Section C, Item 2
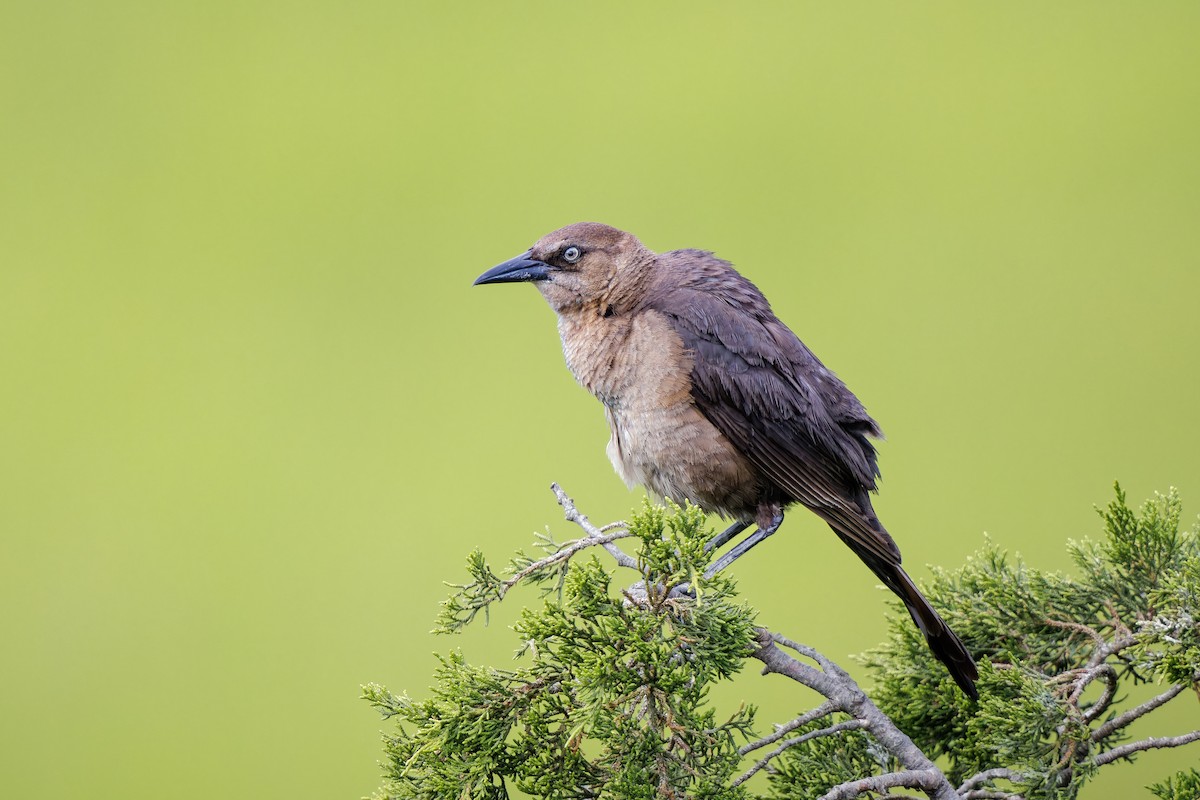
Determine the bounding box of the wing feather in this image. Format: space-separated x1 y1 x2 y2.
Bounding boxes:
647 250 900 564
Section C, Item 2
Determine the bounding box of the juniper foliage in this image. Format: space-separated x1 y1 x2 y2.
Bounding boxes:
365 485 1200 799
365 500 758 800
1150 769 1200 800
863 483 1200 799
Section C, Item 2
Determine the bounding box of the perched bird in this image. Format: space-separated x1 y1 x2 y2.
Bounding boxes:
474 222 978 699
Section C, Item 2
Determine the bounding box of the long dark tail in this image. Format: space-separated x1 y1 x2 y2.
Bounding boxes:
889 563 979 700
825 518 979 700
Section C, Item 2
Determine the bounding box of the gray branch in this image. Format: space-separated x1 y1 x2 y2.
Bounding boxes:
549 482 638 570
739 700 837 755
957 767 1030 800
752 630 958 800
732 718 866 787
957 768 1026 793
502 528 633 595
1079 665 1118 722
1090 682 1186 742
818 768 950 800
1093 729 1200 766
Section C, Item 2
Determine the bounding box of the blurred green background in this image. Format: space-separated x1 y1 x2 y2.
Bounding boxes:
2 2 1198 798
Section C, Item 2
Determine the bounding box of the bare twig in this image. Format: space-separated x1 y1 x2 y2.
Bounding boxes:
957 767 1026 794
739 701 837 755
819 768 948 800
771 632 844 675
1079 665 1119 722
1091 682 1186 742
550 482 638 570
503 527 633 594
731 718 866 787
1093 729 1200 766
753 630 839 697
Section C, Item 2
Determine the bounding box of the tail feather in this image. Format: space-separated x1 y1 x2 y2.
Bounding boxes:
893 567 979 700
825 518 979 699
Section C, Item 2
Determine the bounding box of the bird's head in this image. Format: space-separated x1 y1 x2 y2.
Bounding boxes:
474 222 652 315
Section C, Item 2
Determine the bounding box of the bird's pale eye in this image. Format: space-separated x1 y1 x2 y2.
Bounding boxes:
562 246 582 264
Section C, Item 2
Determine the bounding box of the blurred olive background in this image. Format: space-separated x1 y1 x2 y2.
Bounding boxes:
2 2 1198 798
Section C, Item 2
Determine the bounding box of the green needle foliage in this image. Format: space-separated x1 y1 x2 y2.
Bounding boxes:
863 483 1200 799
365 500 758 800
365 486 1200 799
1150 769 1200 800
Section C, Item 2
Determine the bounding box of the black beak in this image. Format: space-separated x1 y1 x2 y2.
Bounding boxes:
473 251 554 285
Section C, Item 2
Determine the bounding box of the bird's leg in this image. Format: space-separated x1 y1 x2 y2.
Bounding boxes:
668 521 752 600
703 512 784 579
704 520 750 553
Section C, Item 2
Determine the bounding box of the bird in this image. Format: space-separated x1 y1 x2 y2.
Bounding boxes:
473 222 979 699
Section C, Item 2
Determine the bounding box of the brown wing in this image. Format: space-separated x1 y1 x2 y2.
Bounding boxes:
647 249 900 565
648 249 979 699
